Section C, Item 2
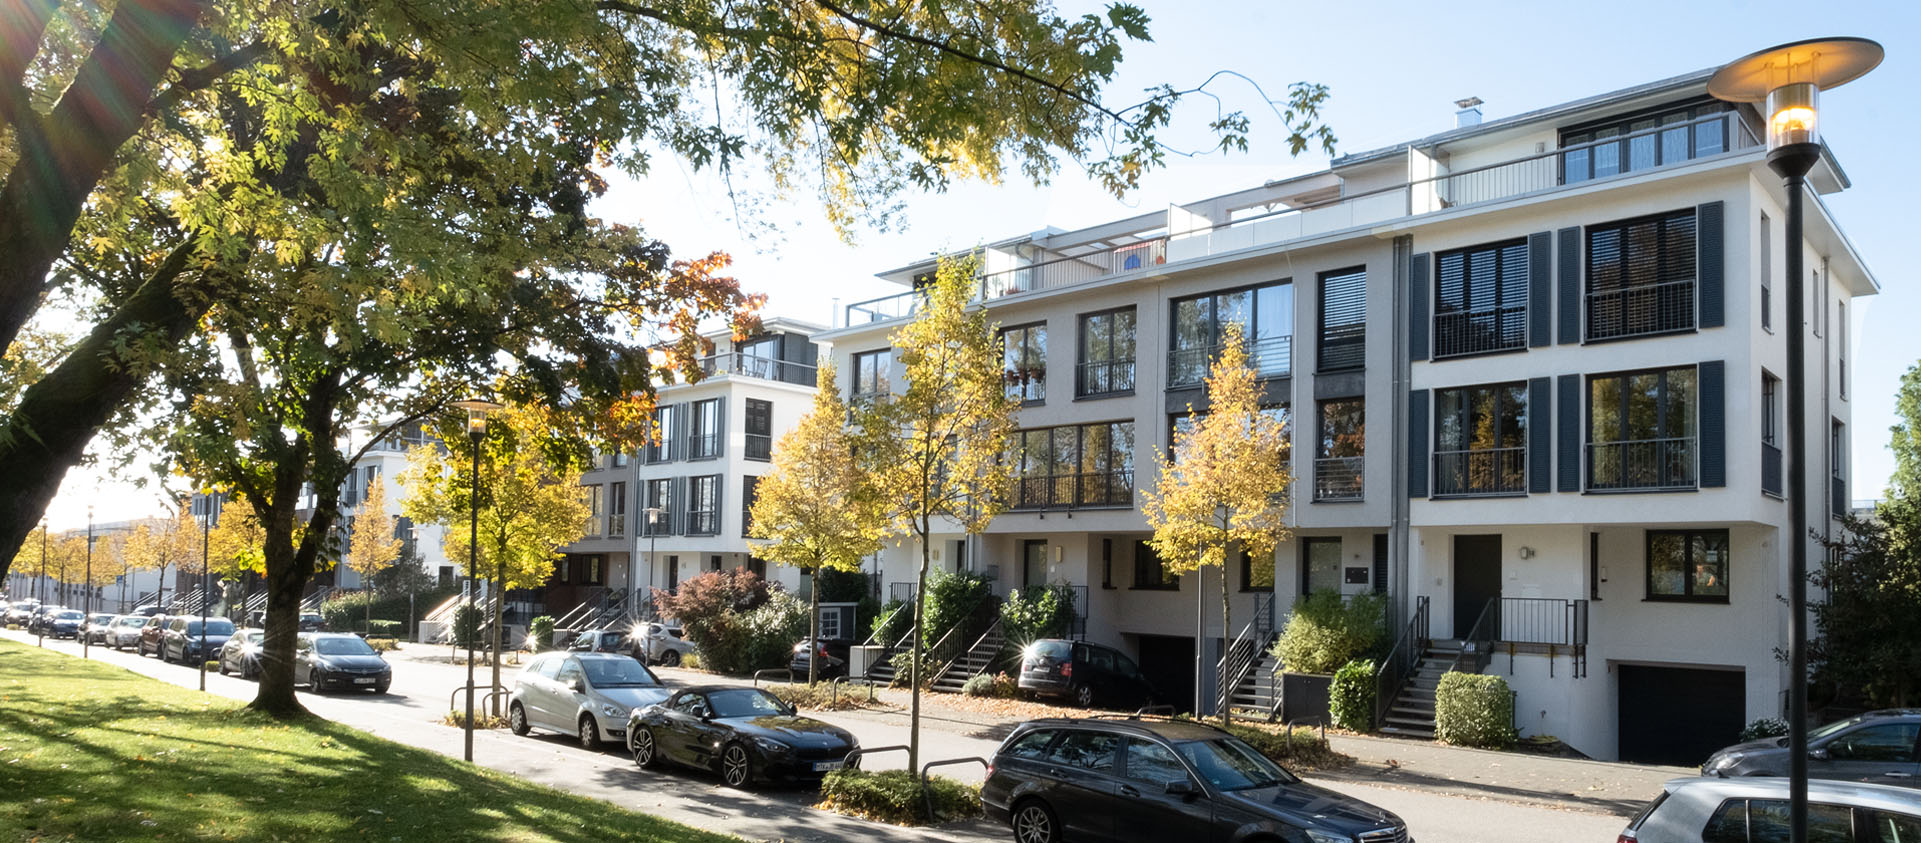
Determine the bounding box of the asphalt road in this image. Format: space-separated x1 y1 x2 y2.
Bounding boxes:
4 630 1632 842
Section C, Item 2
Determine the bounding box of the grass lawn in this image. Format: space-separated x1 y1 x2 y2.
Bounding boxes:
0 639 738 842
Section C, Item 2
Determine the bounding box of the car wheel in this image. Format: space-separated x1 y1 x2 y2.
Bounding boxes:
218 658 230 676
578 715 601 751
1012 799 1061 843
242 661 258 681
510 703 531 736
661 650 681 667
374 682 389 695
631 727 659 769
720 743 753 789
1074 684 1095 708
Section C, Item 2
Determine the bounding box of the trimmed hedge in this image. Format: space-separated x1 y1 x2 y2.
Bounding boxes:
320 586 459 634
1328 659 1376 732
816 769 981 826
528 616 555 651
1273 590 1387 675
1434 672 1516 748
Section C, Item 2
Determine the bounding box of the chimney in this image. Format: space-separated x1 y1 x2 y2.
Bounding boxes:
1455 97 1484 129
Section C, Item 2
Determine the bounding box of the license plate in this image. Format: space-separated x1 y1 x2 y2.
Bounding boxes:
353 677 374 684
812 760 843 772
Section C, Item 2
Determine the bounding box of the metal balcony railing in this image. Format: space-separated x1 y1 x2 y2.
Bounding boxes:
693 351 816 386
1313 456 1364 501
1167 335 1291 388
1434 306 1527 358
1586 278 1695 341
1075 358 1135 396
1832 476 1847 519
1586 437 1696 491
1762 443 1783 496
1013 471 1135 510
1433 447 1527 497
745 434 772 461
687 433 718 460
686 511 718 536
1318 326 1366 372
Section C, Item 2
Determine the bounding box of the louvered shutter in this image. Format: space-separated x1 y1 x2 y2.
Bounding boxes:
1529 377 1551 494
1557 227 1581 344
1697 202 1725 328
1699 361 1726 488
1529 232 1552 347
1408 253 1430 361
1408 389 1429 498
1557 375 1581 492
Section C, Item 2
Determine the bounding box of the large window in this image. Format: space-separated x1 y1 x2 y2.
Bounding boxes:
1013 422 1136 509
1761 372 1783 497
644 479 673 535
1169 282 1292 387
1760 212 1773 332
1434 241 1527 358
1586 210 1697 341
1647 529 1728 602
687 475 719 535
1317 267 1366 372
737 334 783 379
1434 383 1527 497
1132 541 1179 590
1561 101 1731 184
1588 366 1697 491
1240 549 1274 593
583 485 605 536
1832 419 1847 520
607 482 627 537
1301 538 1342 595
851 349 892 402
740 475 760 538
689 398 720 459
1001 322 1047 404
646 404 679 463
1170 405 1290 464
744 398 773 461
1077 307 1136 397
1315 399 1364 501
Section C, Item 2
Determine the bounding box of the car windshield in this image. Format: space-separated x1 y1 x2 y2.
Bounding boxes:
56 611 83 620
183 619 235 636
582 658 658 688
1176 738 1299 791
1809 715 1869 742
90 614 114 623
119 617 146 627
239 631 265 644
314 637 376 656
707 688 787 718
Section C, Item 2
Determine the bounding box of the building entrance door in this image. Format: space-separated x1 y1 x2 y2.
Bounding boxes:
1452 535 1502 639
1023 540 1048 588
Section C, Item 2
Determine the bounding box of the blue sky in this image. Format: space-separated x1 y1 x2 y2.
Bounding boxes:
40 0 1919 530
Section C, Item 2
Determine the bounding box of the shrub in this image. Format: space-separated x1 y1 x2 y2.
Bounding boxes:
768 682 873 711
680 651 702 671
960 671 1019 698
367 637 399 652
1739 717 1790 742
321 586 460 633
740 592 810 672
1329 658 1377 732
999 584 1077 658
888 649 938 688
1273 590 1388 675
368 620 401 638
1179 717 1350 771
1434 672 1516 748
918 570 995 645
527 616 555 651
869 600 909 643
816 769 981 826
653 569 773 674
451 604 484 648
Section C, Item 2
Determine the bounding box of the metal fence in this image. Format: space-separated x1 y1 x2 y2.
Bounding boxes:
1313 456 1364 501
1433 447 1526 496
1433 306 1527 358
1586 437 1696 491
1167 335 1292 388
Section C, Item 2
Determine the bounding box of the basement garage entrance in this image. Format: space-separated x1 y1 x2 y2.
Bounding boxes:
1618 664 1745 765
1134 635 1195 715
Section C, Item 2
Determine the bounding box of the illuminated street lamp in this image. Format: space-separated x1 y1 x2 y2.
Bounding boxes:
449 397 503 763
1709 37 1882 843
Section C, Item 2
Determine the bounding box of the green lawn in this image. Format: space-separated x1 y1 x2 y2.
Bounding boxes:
0 640 738 842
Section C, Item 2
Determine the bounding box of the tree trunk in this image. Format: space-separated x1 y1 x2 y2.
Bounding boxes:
807 566 820 687
1219 553 1233 728
908 516 930 774
250 534 310 718
490 582 503 717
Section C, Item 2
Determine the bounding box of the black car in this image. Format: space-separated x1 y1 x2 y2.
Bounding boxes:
982 717 1408 843
163 616 236 665
42 609 85 639
1018 639 1158 709
298 612 325 632
625 686 859 788
26 605 68 635
789 637 853 679
296 633 392 693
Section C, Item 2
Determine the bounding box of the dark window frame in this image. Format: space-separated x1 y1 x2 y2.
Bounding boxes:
688 398 720 460
1239 548 1274 593
1433 240 1529 359
999 321 1048 405
744 398 773 461
1299 537 1343 596
740 475 760 538
1584 209 1699 342
1559 99 1733 184
687 475 720 536
1131 541 1179 591
1076 306 1137 398
1586 365 1699 492
1167 280 1293 388
646 404 679 463
1432 381 1528 497
1314 398 1365 502
851 348 892 401
644 479 674 536
1644 528 1729 603
1013 421 1136 510
1760 212 1773 333
1317 267 1367 373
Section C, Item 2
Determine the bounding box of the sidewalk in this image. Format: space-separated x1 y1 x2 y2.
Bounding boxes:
1315 732 1689 818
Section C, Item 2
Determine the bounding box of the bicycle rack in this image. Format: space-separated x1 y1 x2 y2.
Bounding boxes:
920 757 989 821
841 744 908 770
752 668 794 688
448 681 510 717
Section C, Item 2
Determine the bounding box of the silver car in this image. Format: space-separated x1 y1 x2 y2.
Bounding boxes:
106 614 149 649
1703 709 1921 785
1620 776 1921 842
509 652 670 751
636 622 696 667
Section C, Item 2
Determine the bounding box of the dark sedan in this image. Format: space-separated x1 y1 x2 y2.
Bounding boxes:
626 686 859 789
163 616 236 665
42 609 85 639
296 633 391 693
1703 709 1921 785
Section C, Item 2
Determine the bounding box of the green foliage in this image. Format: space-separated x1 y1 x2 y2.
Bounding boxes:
817 567 875 604
870 600 910 643
740 592 811 673
1329 659 1376 732
817 770 982 826
1813 506 1921 707
1273 591 1388 676
999 585 1077 655
1177 717 1350 771
767 682 873 712
321 586 458 634
452 605 484 650
919 569 995 645
889 649 939 689
679 652 702 671
367 620 401 638
1434 673 1516 749
528 616 556 651
367 638 399 652
1740 717 1790 742
960 672 1019 698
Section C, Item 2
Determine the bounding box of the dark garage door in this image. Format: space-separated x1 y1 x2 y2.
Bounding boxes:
1135 635 1195 715
1618 665 1745 766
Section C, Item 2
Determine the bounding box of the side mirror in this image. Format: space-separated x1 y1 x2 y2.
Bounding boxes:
1809 747 1829 761
570 679 586 694
1165 780 1199 799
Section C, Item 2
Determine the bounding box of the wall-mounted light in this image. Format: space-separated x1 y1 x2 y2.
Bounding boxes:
1052 546 1063 563
1516 546 1536 560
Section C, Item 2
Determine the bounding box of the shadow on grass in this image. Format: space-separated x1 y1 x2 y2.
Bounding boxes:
0 641 735 842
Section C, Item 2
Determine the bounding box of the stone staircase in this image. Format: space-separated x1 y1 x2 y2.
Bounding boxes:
1379 640 1462 739
931 622 1005 694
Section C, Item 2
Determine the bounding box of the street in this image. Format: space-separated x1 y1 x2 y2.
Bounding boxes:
2 629 1635 842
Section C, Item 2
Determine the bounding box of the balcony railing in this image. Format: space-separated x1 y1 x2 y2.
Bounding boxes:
1433 447 1526 497
1762 443 1783 496
981 239 1167 300
1489 597 1589 679
745 433 772 461
694 351 816 386
687 433 718 460
686 510 718 536
1586 278 1695 341
641 514 674 537
1434 305 1527 358
1013 471 1135 510
1313 456 1364 501
1075 359 1135 397
1832 476 1847 519
1586 437 1696 491
607 514 626 537
1167 335 1292 388
1318 325 1366 372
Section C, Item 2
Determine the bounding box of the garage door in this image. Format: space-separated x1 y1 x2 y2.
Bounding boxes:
1618 665 1745 766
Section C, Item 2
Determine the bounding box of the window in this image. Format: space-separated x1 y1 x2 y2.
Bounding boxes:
1760 212 1772 332
1762 372 1782 497
1434 240 1528 358
1003 729 1058 760
1703 799 1856 843
1560 100 1731 184
1586 210 1697 341
583 485 605 536
1646 529 1728 602
740 475 760 537
608 482 627 537
644 479 673 535
1000 322 1047 404
1433 382 1527 496
1588 366 1697 491
1828 723 1920 762
744 398 773 461
1301 538 1342 595
1832 419 1847 520
689 398 719 459
1171 406 1290 463
1012 422 1135 509
1315 398 1364 501
1318 267 1366 371
851 349 892 402
1168 282 1292 387
1133 541 1179 590
1240 549 1273 592
687 475 719 535
612 451 629 468
1838 300 1848 399
1044 731 1118 771
1077 307 1136 396
1122 739 1190 789
646 404 679 463
583 554 604 585
737 334 783 380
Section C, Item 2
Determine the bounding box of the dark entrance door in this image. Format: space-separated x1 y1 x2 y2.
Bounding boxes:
1618 665 1745 765
1135 635 1194 715
1453 535 1502 639
1023 540 1048 588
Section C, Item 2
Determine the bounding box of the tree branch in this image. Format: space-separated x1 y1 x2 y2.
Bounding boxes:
146 40 274 117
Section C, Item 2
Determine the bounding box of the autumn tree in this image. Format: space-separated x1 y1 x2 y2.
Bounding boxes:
7 524 47 602
402 403 591 714
346 473 404 634
122 503 203 610
748 362 886 685
857 256 1018 771
1143 327 1291 725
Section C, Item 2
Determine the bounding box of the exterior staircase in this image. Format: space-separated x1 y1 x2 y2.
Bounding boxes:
931 621 1005 693
1227 648 1282 715
1379 639 1462 739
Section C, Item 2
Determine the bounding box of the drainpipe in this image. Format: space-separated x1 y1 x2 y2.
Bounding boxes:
1390 235 1414 630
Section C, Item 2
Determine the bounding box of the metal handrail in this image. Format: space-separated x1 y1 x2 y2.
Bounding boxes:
1215 593 1276 715
1373 595 1430 729
1011 470 1136 511
753 668 795 687
842 744 909 769
930 617 1003 688
448 681 510 714
1446 598 1498 676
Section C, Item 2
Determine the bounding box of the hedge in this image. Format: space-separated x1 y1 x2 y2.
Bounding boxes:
816 770 981 826
1272 590 1387 675
1434 672 1516 748
320 586 459 634
1328 659 1376 732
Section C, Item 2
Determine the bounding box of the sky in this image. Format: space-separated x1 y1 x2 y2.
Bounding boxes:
38 0 1921 532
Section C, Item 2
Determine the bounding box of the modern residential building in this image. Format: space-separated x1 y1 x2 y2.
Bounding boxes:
818 67 1871 764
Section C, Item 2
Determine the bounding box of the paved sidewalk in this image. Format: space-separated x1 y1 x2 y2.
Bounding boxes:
1310 732 1685 818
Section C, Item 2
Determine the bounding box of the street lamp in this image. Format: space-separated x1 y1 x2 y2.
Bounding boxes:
1709 37 1882 843
645 506 661 614
83 506 93 659
450 397 503 763
200 495 212 692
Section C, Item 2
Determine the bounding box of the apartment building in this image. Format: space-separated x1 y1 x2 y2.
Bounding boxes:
817 68 1872 764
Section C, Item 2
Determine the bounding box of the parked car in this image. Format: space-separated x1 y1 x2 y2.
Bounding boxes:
26 605 69 635
636 622 696 667
510 652 671 750
625 685 859 788
1618 776 1921 842
106 614 150 650
130 604 167 617
216 629 266 679
1018 639 1159 709
1702 709 1921 786
982 716 1408 843
4 599 38 626
82 613 118 644
298 612 325 632
295 633 391 693
789 636 852 679
163 616 237 665
41 609 85 639
569 628 639 658
135 614 170 656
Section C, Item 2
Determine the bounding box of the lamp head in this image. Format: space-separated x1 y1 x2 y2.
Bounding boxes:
1707 37 1882 155
449 398 505 436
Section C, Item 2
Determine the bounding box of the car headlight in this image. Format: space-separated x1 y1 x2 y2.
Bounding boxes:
753 737 791 755
1706 753 1741 775
1304 831 1353 843
600 704 623 718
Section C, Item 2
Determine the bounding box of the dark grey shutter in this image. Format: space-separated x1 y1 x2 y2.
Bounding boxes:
1372 533 1388 596
1529 377 1551 494
1408 389 1429 498
1697 201 1725 329
1408 252 1430 361
1557 227 1581 344
671 403 689 461
1557 374 1581 492
714 474 728 534
1699 361 1726 487
713 400 727 458
671 476 687 533
1528 232 1552 347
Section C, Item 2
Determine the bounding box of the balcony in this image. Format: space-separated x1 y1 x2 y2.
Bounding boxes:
1433 447 1526 497
745 433 772 461
687 433 718 460
1762 443 1783 497
1586 278 1695 342
686 510 718 536
1585 437 1696 491
693 351 815 386
1313 456 1364 501
1167 335 1292 388
1434 305 1526 358
1013 471 1135 511
1075 358 1135 397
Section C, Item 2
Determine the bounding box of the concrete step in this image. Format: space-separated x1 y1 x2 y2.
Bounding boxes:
1379 724 1436 739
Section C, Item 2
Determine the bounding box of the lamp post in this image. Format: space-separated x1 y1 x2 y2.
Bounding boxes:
645 506 661 613
451 398 503 763
200 496 211 691
83 506 94 659
1709 37 1882 843
36 519 46 647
